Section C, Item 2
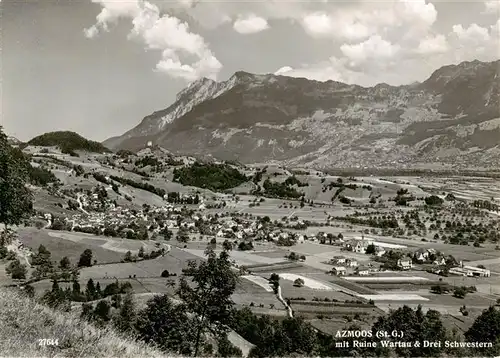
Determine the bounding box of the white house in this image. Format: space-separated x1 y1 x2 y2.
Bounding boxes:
331 256 346 264
182 221 196 229
356 266 370 276
330 266 347 276
346 258 358 268
433 256 446 266
397 259 413 270
375 246 386 257
413 248 431 262
345 239 370 254
165 220 177 229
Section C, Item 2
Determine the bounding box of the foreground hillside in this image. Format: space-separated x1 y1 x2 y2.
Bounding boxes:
0 289 167 358
105 60 500 170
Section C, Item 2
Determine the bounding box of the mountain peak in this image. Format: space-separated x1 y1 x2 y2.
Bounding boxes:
176 77 217 101
421 59 499 92
232 70 254 79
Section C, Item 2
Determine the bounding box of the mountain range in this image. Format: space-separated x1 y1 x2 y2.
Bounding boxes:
103 60 500 169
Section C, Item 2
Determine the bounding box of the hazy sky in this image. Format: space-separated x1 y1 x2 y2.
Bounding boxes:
2 0 499 142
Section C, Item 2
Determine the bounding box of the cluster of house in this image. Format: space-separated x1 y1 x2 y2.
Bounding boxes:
326 236 491 278
48 189 308 243
329 256 371 276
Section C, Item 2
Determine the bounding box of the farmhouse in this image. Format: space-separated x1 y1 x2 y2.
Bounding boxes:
346 258 358 267
397 259 413 270
355 266 370 276
330 266 347 276
374 246 386 257
297 234 307 243
330 256 346 265
413 248 440 263
433 256 446 266
345 239 370 254
413 248 430 262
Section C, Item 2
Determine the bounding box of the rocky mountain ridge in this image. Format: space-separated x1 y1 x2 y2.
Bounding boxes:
104 60 500 169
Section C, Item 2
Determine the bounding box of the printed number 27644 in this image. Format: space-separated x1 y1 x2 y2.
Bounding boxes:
38 339 59 346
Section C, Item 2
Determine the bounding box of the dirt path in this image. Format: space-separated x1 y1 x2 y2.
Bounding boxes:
76 194 89 215
277 285 293 318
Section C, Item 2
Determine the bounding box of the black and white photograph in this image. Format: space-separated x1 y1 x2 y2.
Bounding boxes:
1 0 500 357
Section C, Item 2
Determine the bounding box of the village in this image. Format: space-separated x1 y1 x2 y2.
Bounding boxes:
1 144 499 352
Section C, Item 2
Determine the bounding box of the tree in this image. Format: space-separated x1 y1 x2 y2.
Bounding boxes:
80 303 94 321
78 249 93 267
103 280 121 296
6 259 27 279
95 282 102 298
372 305 448 357
31 261 53 280
138 246 145 258
293 278 305 287
136 294 196 355
72 280 82 300
161 270 170 277
465 306 500 356
365 244 376 255
453 287 467 299
222 240 233 251
32 244 51 265
0 127 33 227
245 315 318 357
111 293 122 309
430 285 446 294
425 195 444 206
124 250 132 262
269 273 280 294
238 241 253 251
41 278 70 310
161 227 173 240
114 292 136 333
177 247 238 356
94 300 111 325
217 335 243 357
85 278 96 301
269 273 280 283
177 233 189 243
22 284 35 298
59 256 71 271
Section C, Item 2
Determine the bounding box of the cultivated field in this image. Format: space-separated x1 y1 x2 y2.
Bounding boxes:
278 273 332 290
18 228 124 264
